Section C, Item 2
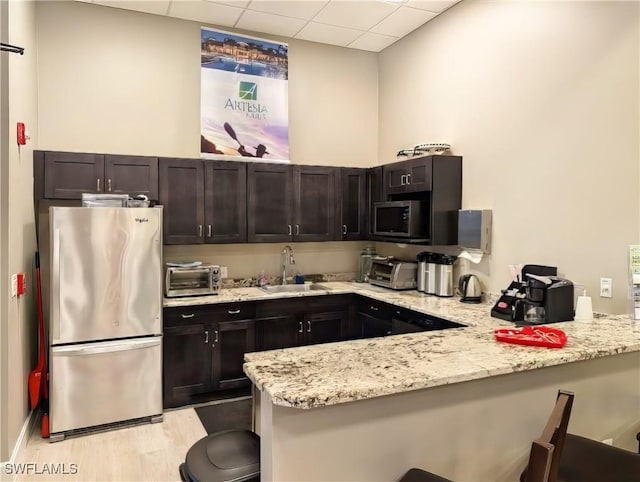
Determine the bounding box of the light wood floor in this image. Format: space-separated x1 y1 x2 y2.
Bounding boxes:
5 408 206 482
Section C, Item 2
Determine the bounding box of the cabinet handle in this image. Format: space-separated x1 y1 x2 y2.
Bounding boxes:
295 224 300 235
400 175 406 186
181 313 195 319
214 330 219 343
307 320 312 333
288 224 292 236
298 321 304 333
406 173 411 184
96 178 101 192
107 178 112 192
207 225 212 237
204 330 209 344
343 224 347 235
228 309 240 314
198 225 203 237
370 306 379 311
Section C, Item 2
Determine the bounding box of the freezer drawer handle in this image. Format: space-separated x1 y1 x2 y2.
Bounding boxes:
181 313 195 319
52 339 161 356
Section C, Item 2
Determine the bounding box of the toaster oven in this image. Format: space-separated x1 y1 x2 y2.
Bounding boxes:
165 265 221 297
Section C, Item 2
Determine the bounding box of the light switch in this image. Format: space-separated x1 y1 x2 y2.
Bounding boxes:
600 277 612 298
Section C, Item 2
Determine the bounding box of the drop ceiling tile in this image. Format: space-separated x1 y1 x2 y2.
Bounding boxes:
246 1 329 21
213 0 251 7
295 22 363 47
236 9 307 37
348 31 398 52
94 1 170 16
370 6 436 37
312 1 397 31
168 1 244 26
405 0 458 13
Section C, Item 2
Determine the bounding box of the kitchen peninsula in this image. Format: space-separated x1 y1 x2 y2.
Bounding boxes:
232 282 640 481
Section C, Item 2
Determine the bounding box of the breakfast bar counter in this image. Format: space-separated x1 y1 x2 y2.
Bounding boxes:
230 282 640 481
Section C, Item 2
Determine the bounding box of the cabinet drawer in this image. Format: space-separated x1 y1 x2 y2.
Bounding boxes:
164 302 256 327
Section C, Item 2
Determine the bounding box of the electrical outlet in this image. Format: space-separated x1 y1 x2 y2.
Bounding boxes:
601 438 613 445
11 274 17 298
600 277 612 298
220 266 228 278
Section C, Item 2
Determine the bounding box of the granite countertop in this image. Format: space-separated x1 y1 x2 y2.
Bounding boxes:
164 282 640 409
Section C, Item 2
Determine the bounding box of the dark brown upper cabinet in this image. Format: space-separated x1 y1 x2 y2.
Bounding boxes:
247 163 294 243
160 158 246 245
339 168 367 240
293 166 337 242
204 161 247 243
383 156 433 196
159 158 205 245
247 164 337 243
105 155 158 200
36 151 158 200
367 166 384 236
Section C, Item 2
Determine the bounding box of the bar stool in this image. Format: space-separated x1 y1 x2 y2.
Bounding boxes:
397 390 575 482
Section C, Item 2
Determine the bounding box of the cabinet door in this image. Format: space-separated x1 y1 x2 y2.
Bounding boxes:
293 166 337 242
104 155 159 200
340 168 367 240
256 315 302 351
211 320 256 391
367 166 384 236
43 152 104 199
247 163 293 243
163 324 212 408
304 311 347 346
406 156 432 193
204 161 247 243
359 313 392 339
382 161 409 197
159 158 204 245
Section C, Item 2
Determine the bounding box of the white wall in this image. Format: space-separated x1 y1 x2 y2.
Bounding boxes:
378 0 640 313
35 1 379 165
35 0 379 279
1 0 38 462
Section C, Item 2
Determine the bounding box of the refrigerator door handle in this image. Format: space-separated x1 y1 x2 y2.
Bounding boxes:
52 228 61 342
52 338 161 356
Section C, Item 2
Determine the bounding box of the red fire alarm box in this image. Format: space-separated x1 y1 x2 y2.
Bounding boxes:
17 122 26 145
16 273 26 296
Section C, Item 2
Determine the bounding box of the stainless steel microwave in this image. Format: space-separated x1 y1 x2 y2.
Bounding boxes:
373 200 427 238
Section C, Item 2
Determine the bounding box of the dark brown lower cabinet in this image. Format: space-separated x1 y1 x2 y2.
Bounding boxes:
255 295 352 351
163 295 354 408
163 303 256 408
163 323 212 407
212 319 256 391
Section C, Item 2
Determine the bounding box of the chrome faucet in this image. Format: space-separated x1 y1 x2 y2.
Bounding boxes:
281 245 295 285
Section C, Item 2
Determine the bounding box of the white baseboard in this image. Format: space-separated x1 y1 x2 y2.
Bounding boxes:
0 410 37 465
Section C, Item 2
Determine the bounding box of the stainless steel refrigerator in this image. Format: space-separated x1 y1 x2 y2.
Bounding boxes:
47 206 163 441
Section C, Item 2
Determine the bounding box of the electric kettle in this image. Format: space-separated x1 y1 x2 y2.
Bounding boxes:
458 274 482 303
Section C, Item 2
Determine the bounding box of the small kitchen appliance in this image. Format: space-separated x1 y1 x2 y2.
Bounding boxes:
434 255 456 297
373 200 427 239
165 264 221 297
522 274 574 324
369 258 417 290
458 274 482 303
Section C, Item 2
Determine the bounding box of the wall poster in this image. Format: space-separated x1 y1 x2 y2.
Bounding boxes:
200 27 289 161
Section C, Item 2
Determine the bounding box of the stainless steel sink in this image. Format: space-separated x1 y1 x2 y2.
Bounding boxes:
259 284 328 294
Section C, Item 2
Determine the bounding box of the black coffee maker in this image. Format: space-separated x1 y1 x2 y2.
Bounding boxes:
523 274 574 323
